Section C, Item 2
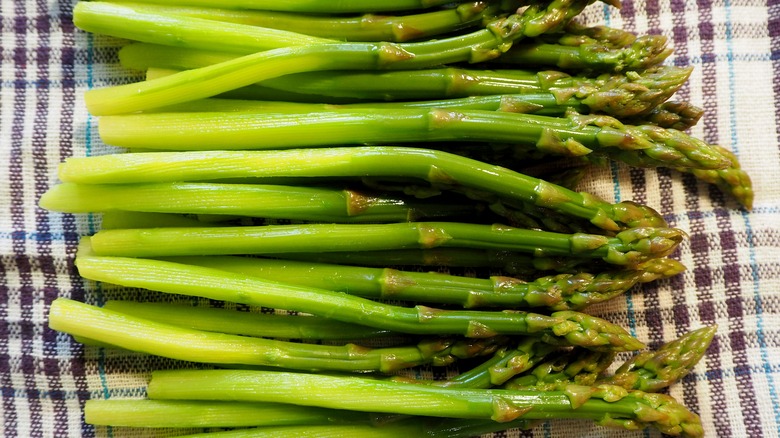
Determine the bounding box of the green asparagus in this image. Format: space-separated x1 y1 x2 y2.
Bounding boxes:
102 0 483 13
55 146 668 231
73 255 644 350
503 347 616 390
145 369 704 437
82 0 594 115
161 255 685 310
50 298 506 372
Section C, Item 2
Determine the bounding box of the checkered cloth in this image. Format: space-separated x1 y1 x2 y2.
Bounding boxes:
1 1 779 436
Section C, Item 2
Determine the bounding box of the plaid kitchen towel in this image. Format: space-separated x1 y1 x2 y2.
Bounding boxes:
1 0 779 436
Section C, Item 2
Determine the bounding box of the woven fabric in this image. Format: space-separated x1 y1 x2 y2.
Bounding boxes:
1 1 779 437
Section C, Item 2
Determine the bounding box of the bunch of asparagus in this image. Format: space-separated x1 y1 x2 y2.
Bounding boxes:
41 0 741 436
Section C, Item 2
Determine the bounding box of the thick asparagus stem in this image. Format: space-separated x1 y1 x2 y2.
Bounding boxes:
597 326 718 392
73 255 644 350
101 300 394 340
82 1 518 43
51 298 506 372
145 369 704 437
85 223 684 266
39 182 480 223
56 146 667 231
163 255 685 310
84 399 372 428
83 0 593 115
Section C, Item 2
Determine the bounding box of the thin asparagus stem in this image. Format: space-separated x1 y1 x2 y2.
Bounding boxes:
85 223 685 267
73 255 644 350
122 44 691 118
39 182 480 223
84 0 593 115
84 399 372 428
162 255 685 310
56 146 668 231
89 1 519 43
597 326 718 392
101 300 395 340
51 298 506 372
145 369 704 437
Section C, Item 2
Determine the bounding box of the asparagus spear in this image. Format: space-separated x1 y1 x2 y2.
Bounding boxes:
672 145 754 209
81 1 519 43
101 300 395 340
39 182 480 223
96 106 730 173
122 44 691 118
73 255 644 350
85 223 684 267
83 0 595 115
55 146 668 231
145 369 704 437
162 255 684 310
51 298 507 372
597 326 718 392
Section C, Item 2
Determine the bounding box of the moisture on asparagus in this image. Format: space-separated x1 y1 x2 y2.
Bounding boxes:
145 369 704 437
161 255 685 310
73 254 645 350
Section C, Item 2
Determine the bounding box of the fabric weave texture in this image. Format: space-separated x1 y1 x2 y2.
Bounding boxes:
1 0 779 436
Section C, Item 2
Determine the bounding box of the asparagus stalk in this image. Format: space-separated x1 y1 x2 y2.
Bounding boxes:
51 298 507 372
73 255 644 350
85 223 684 267
163 255 684 310
597 326 718 392
39 182 481 223
84 1 519 43
122 44 691 118
83 0 595 115
55 147 669 231
96 106 730 172
145 369 704 437
101 0 475 13
101 300 395 340
84 399 373 428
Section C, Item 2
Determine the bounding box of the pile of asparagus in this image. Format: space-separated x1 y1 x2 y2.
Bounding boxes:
41 0 750 436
